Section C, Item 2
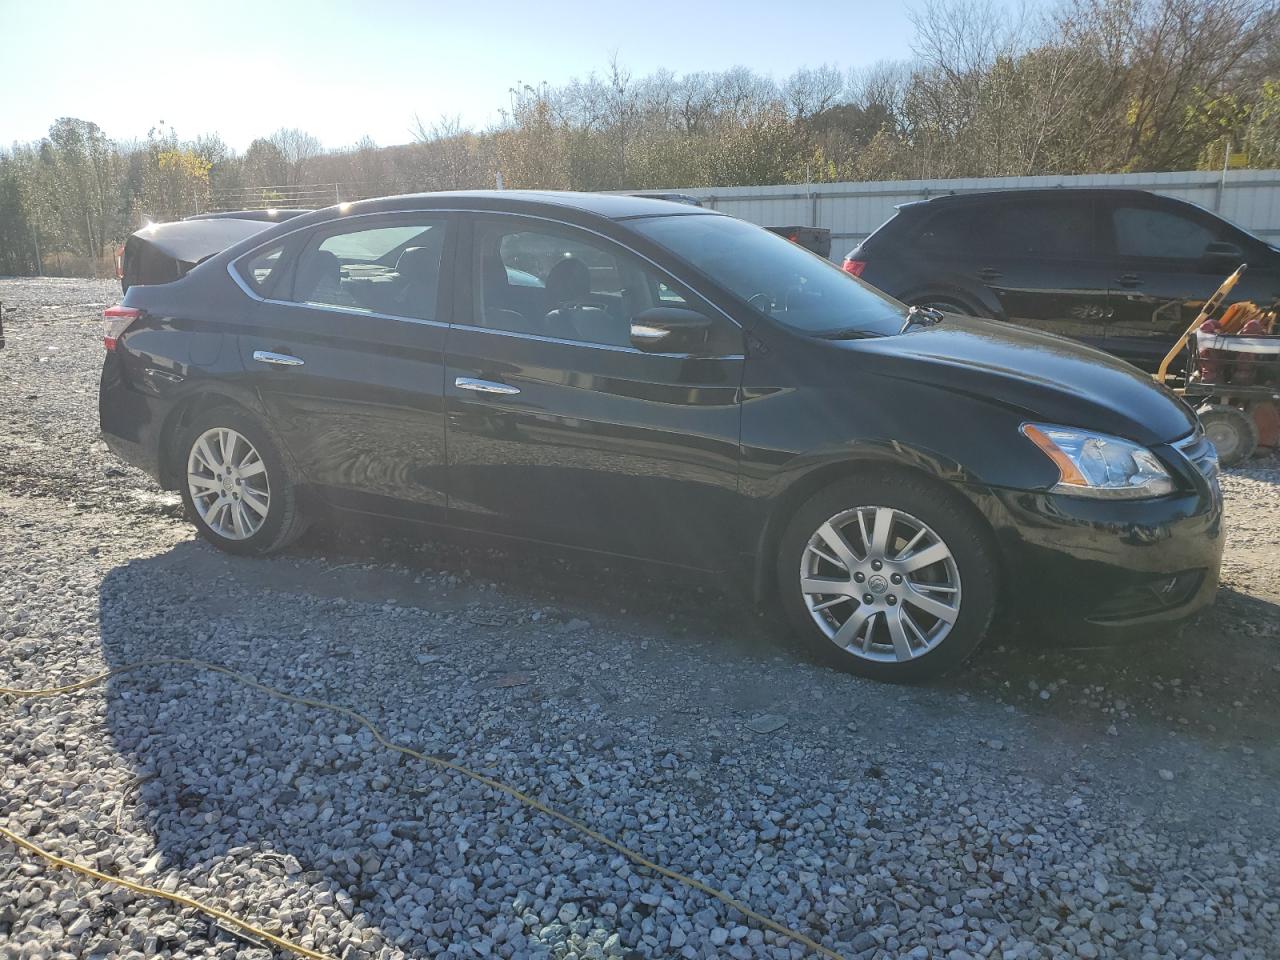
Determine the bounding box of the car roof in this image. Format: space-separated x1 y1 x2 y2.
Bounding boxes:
899 187 1161 211
325 190 719 222
186 209 314 222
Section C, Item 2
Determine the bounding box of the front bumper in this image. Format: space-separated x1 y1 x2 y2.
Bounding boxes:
964 472 1224 636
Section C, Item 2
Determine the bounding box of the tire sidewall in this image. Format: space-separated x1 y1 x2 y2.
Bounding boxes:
776 472 999 682
1198 406 1257 467
177 407 294 555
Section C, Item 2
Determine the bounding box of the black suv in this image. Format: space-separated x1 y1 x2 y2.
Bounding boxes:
843 188 1280 371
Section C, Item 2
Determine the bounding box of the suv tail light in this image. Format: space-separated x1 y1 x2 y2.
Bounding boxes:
102 305 141 350
842 258 867 277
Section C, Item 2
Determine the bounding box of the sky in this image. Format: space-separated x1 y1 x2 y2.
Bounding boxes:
1 0 925 151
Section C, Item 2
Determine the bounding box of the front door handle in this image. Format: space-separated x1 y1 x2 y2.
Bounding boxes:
253 350 304 367
455 376 520 396
1116 273 1144 288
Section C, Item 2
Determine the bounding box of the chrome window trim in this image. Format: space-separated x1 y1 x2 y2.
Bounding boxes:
226 205 746 338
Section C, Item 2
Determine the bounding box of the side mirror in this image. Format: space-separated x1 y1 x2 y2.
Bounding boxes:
630 306 714 353
1202 240 1244 265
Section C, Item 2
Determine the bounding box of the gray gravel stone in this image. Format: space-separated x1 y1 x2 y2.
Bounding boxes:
0 277 1278 960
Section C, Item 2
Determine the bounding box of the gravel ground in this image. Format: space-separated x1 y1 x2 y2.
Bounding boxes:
1 276 1278 960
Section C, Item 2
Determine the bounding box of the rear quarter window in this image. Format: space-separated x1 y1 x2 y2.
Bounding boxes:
238 243 286 294
914 207 976 252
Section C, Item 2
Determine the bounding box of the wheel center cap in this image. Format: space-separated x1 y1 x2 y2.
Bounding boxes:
867 574 889 595
221 475 233 491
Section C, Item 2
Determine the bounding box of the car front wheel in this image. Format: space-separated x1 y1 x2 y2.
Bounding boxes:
178 407 308 555
777 473 999 681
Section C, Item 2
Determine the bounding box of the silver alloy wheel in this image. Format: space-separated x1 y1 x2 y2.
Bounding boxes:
800 505 962 662
186 427 270 541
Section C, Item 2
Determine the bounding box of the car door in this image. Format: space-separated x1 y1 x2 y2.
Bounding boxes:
443 213 745 568
235 213 455 521
1102 195 1280 371
970 196 1112 349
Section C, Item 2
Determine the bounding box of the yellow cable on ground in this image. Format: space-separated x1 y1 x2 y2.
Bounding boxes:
0 821 332 960
1 657 845 960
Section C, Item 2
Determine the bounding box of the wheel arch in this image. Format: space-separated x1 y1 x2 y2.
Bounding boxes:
156 386 267 489
901 284 1000 320
750 453 1004 604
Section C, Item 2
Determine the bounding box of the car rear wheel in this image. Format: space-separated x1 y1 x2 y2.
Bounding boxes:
178 407 307 555
777 473 998 681
910 296 976 317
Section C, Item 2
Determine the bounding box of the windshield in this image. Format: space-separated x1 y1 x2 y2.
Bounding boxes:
631 214 907 337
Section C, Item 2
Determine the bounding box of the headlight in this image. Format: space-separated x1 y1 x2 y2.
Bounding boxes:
1022 423 1174 499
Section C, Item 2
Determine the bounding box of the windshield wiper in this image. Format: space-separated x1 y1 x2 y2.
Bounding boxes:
900 305 945 334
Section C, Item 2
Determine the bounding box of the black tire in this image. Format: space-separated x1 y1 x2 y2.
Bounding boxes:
776 471 999 682
1198 404 1258 467
176 405 308 555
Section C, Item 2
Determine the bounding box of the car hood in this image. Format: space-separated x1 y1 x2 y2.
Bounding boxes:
842 315 1197 446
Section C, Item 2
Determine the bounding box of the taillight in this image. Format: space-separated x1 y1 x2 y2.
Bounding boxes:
842 259 867 277
102 305 141 350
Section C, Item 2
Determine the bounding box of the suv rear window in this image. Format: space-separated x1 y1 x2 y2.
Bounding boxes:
915 208 975 250
916 198 1094 259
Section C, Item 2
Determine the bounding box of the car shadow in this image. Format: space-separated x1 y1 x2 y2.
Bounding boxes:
97 525 1280 955
96 533 783 957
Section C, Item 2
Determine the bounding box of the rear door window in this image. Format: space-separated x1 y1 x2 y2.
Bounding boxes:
1109 204 1219 261
289 218 449 321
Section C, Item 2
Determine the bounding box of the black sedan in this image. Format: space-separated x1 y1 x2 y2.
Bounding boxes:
99 191 1224 681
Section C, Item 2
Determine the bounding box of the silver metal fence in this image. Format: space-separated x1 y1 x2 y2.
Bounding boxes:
648 169 1280 260
209 169 1280 262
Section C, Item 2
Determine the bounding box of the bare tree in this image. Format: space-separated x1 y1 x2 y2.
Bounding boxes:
411 114 491 190
1060 0 1280 170
267 127 322 185
783 65 845 119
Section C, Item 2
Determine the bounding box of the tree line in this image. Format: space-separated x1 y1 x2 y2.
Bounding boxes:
1 0 1277 277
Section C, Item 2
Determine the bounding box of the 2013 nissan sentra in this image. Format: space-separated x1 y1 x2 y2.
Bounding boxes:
99 192 1224 681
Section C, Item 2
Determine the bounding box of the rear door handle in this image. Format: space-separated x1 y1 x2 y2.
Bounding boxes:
977 267 1002 282
253 350 304 367
455 376 520 396
1116 274 1143 288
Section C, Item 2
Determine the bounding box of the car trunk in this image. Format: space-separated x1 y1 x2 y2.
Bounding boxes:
120 218 277 292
